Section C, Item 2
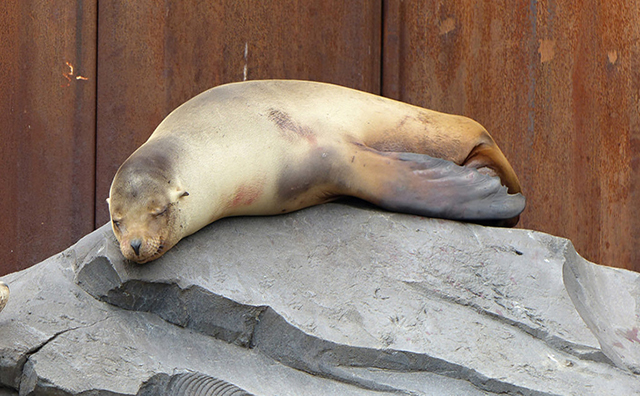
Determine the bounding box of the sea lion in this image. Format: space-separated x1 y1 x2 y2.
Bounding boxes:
108 80 525 264
0 281 8 313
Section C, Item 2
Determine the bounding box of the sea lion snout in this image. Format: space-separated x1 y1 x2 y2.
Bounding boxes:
117 231 166 263
130 239 142 256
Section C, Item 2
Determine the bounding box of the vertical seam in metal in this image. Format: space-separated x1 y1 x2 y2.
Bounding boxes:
379 0 385 96
93 0 100 229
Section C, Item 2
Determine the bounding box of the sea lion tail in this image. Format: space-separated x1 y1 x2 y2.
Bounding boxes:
344 148 525 226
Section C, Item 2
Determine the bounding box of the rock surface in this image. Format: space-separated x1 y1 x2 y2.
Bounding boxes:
563 252 640 374
0 202 639 395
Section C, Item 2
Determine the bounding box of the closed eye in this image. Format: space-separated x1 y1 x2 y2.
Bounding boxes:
153 207 168 217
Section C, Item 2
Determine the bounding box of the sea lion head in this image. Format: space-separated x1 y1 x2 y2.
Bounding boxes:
108 149 189 264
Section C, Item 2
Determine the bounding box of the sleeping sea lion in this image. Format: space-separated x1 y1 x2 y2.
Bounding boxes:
108 80 525 263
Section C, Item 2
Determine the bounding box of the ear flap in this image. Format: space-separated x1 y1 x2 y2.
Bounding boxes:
169 188 190 203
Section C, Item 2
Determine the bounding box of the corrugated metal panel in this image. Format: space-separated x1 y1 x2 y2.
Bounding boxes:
2 1 637 275
95 0 382 226
0 1 97 275
383 0 640 271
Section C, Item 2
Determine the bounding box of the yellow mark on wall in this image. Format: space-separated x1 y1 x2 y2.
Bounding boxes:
62 61 88 87
438 18 456 36
538 39 556 63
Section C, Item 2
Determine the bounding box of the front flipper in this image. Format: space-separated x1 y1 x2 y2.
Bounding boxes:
347 150 525 225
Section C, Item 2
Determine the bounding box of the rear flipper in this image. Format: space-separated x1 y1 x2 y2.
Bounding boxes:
347 150 525 226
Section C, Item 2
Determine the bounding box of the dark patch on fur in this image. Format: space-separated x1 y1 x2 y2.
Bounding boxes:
366 114 463 162
111 141 179 202
120 138 180 175
120 148 172 177
277 147 338 201
268 109 316 143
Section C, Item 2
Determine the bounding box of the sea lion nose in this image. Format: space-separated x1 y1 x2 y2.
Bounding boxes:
130 240 142 256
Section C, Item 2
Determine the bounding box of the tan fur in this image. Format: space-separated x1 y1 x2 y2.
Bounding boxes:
0 281 8 313
109 80 524 263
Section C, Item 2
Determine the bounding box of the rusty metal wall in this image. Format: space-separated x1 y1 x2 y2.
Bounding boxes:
94 0 382 226
0 1 97 275
383 0 640 271
1 1 638 275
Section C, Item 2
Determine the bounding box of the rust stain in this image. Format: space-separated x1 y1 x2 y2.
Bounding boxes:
538 39 556 63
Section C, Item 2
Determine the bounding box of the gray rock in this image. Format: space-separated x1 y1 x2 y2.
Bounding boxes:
563 247 640 373
0 202 638 395
0 250 110 391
